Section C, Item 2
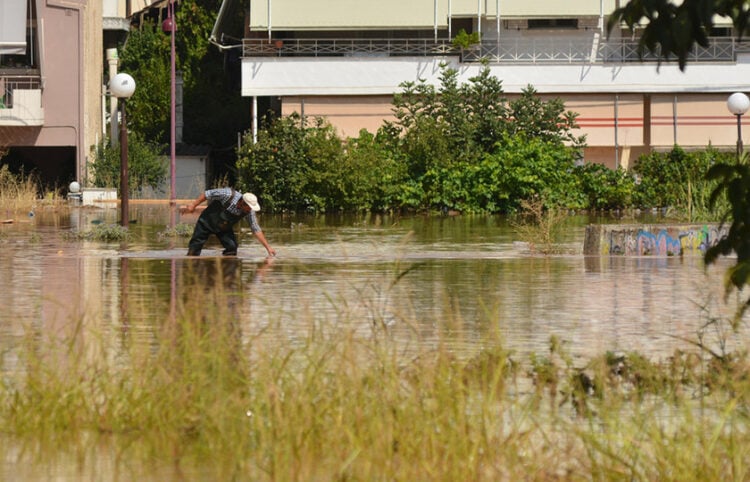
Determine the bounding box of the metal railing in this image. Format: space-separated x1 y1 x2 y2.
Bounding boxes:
244 38 457 58
242 37 739 64
0 74 42 109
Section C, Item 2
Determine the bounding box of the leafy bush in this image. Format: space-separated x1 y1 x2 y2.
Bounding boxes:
336 130 408 211
575 163 636 210
90 134 167 195
485 135 582 212
236 114 322 212
631 146 731 220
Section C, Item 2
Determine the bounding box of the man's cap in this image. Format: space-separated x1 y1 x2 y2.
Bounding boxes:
243 192 261 211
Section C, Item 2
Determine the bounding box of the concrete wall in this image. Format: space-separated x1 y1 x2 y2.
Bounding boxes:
583 223 728 257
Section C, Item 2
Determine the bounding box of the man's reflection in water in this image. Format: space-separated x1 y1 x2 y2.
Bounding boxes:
168 257 275 363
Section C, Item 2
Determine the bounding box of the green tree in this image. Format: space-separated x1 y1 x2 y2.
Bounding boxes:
463 66 509 152
236 114 311 212
118 24 171 142
118 0 249 150
508 86 585 151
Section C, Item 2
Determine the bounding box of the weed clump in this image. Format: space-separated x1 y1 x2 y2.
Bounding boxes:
0 165 40 216
64 224 131 241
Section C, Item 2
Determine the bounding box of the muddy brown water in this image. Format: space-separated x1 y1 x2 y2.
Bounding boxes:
1 204 746 366
1 204 747 480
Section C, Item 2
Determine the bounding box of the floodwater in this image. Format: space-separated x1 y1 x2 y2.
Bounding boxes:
1 203 748 480
1 204 747 365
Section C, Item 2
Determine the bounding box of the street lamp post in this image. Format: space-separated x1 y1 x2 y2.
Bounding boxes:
727 92 750 161
110 72 136 227
163 1 177 227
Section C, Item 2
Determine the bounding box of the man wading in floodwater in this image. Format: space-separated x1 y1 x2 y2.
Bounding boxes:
182 187 276 257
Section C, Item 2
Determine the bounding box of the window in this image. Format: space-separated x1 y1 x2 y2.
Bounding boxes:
527 19 578 30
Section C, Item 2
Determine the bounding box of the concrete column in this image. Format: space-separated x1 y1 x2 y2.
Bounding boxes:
106 48 119 147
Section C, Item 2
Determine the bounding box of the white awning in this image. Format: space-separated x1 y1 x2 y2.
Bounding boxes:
1 0 28 55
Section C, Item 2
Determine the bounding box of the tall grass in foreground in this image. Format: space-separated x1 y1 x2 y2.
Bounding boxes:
2 270 750 480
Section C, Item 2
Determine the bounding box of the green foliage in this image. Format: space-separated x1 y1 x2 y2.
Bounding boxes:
484 135 582 212
336 130 408 211
607 0 749 71
118 24 171 142
90 134 167 195
575 163 635 210
158 223 195 238
631 146 731 219
508 86 586 151
451 29 481 49
233 61 735 219
118 0 249 148
236 114 317 212
705 154 750 317
64 224 131 241
379 64 586 213
237 117 407 213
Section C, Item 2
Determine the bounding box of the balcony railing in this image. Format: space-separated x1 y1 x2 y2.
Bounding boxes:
242 37 739 64
243 38 456 57
0 73 44 126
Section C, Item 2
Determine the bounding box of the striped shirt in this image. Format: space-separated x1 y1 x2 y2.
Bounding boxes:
204 187 262 233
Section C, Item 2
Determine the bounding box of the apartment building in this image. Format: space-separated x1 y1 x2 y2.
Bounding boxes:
0 0 157 188
212 0 748 168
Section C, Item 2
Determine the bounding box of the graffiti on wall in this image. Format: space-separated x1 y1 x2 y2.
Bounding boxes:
601 225 725 256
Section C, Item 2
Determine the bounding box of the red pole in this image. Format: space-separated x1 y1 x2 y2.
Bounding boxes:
169 0 177 226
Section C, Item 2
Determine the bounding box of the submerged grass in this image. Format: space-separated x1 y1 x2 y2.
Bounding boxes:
2 267 750 480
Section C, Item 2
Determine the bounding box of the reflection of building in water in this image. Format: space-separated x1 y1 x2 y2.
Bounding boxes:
1 221 121 369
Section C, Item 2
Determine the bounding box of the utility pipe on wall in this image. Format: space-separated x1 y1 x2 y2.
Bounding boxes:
673 95 678 145
252 96 258 143
267 0 272 40
434 0 437 41
614 94 619 169
496 0 500 52
479 0 483 35
448 0 452 38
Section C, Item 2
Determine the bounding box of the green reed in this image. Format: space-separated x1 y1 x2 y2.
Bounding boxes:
2 266 750 480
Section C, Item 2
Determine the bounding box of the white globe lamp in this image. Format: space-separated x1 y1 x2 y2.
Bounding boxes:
110 73 136 99
728 93 750 160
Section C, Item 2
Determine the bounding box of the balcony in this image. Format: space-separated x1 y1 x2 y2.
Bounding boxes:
242 37 739 65
0 73 43 126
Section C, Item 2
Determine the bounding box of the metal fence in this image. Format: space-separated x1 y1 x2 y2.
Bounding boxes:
242 37 739 65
